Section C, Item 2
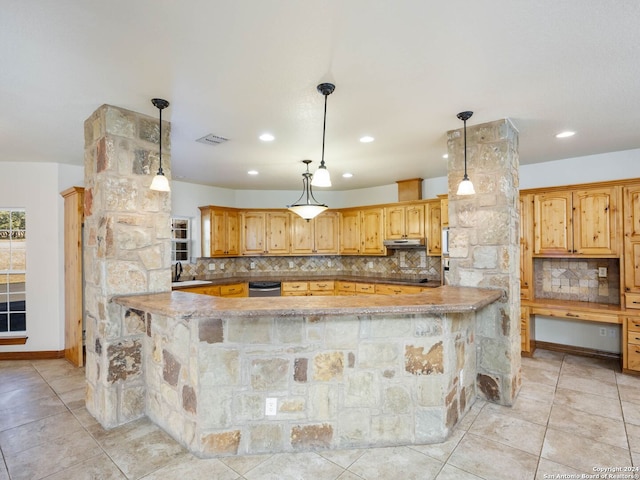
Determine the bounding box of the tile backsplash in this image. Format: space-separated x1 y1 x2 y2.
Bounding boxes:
177 250 442 281
533 258 620 304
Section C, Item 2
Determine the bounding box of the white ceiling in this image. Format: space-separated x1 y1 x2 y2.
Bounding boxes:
2 1 640 191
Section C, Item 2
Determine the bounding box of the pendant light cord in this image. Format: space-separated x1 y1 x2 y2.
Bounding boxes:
320 93 328 168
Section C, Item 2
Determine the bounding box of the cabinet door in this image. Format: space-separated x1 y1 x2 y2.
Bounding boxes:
361 208 385 255
340 210 361 254
573 187 618 256
241 211 266 255
211 209 228 256
384 206 405 239
266 212 290 254
314 211 339 254
440 198 449 227
520 194 533 299
290 214 314 254
405 204 425 239
426 200 442 256
199 206 212 257
624 185 640 294
533 192 572 255
225 211 240 256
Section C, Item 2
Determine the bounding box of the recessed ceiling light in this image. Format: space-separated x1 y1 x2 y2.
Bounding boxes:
342 172 353 178
359 136 374 143
247 170 259 175
442 154 449 159
259 133 275 142
555 131 576 138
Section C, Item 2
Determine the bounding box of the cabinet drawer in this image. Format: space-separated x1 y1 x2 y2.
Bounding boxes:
532 308 620 324
220 283 247 297
628 331 640 346
182 285 221 296
355 283 376 294
628 344 640 371
628 318 640 333
282 281 308 293
376 284 422 295
335 282 355 293
282 291 307 296
309 281 335 292
626 293 640 310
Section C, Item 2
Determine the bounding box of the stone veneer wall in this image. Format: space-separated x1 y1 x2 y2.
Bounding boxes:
447 118 521 406
133 306 479 457
83 104 172 427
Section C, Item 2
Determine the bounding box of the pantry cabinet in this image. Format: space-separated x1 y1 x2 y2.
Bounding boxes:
533 186 620 257
199 206 239 257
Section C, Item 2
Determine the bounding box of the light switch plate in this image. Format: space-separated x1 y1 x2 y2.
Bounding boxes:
598 267 607 278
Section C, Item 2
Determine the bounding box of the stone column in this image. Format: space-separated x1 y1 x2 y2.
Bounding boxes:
447 118 521 406
83 104 171 427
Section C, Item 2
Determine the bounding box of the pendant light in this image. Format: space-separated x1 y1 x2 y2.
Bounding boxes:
456 110 475 196
150 98 171 192
310 82 335 188
287 160 328 221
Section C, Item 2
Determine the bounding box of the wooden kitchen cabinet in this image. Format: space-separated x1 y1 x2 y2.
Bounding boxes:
624 184 640 304
520 194 533 300
290 211 339 255
339 210 361 254
282 281 335 296
361 207 385 255
625 316 640 372
533 186 620 257
375 284 422 295
240 210 290 255
220 282 247 297
308 280 335 296
199 206 239 257
384 203 424 240
440 196 449 227
520 306 532 355
181 285 221 296
334 281 356 295
426 199 442 256
355 282 376 294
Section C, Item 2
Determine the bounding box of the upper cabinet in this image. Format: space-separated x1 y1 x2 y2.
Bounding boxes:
384 204 425 240
624 184 640 299
240 210 290 255
425 200 442 256
290 211 339 255
199 206 239 257
533 186 621 257
339 207 385 255
440 197 449 227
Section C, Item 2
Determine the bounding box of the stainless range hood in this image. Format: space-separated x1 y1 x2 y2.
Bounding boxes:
383 238 427 249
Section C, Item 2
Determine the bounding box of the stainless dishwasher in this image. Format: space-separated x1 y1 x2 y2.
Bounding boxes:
248 281 282 297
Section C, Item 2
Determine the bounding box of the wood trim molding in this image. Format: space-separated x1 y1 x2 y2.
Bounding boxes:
533 340 621 362
0 336 28 345
0 350 64 361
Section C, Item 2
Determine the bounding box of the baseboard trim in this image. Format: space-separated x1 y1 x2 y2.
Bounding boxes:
0 350 64 360
533 340 621 362
0 336 28 346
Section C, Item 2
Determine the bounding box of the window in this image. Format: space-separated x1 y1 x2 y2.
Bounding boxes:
0 209 26 334
171 217 190 262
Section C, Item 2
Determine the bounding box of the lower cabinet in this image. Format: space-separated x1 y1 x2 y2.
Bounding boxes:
181 285 221 296
282 281 336 296
180 282 247 297
375 284 422 295
520 306 532 355
335 281 356 296
626 317 640 371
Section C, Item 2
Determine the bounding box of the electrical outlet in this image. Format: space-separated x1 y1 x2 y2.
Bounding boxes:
609 328 617 337
327 260 332 268
208 263 215 271
599 327 607 336
250 262 255 270
289 261 294 269
367 261 374 269
220 263 225 270
265 398 277 416
598 267 607 278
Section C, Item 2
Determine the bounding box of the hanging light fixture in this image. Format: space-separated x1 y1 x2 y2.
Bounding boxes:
150 98 171 192
310 82 335 187
287 160 328 221
456 110 475 196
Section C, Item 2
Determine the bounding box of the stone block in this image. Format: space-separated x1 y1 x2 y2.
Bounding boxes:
123 308 146 336
121 384 145 422
106 339 142 384
138 245 163 270
383 386 411 414
414 317 444 337
227 317 272 344
199 348 239 386
249 424 284 454
308 384 337 420
358 342 399 369
293 357 308 382
163 349 181 387
415 407 446 443
201 430 241 456
371 415 412 443
199 318 224 344
182 384 197 415
405 342 444 375
105 106 137 139
324 317 360 347
338 409 370 446
106 261 147 295
416 376 444 406
291 423 333 450
477 373 501 402
472 246 498 269
313 352 344 381
369 316 412 338
234 394 263 421
280 398 305 414
199 387 233 428
345 371 379 408
250 357 288 390
274 317 304 343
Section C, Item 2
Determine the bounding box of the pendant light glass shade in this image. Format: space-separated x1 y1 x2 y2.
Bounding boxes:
287 160 328 221
150 98 170 192
311 83 335 187
456 111 474 196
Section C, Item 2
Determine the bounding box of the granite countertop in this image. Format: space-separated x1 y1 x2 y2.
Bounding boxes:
114 285 502 318
172 274 442 289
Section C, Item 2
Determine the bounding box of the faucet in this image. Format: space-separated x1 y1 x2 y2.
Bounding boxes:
174 262 183 282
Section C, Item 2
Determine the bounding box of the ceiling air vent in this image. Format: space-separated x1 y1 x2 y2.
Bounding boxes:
196 134 229 146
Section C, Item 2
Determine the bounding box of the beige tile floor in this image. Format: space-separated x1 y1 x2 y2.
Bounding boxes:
0 349 639 479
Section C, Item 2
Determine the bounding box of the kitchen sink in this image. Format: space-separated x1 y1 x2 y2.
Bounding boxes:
171 280 211 287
